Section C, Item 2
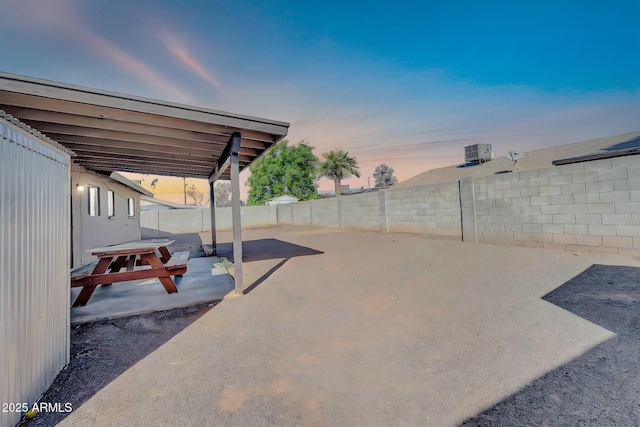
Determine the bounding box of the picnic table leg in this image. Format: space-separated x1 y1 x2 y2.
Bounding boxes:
93 257 114 275
125 255 136 271
72 257 113 307
158 246 172 264
103 255 128 286
73 286 98 307
109 255 128 273
140 253 178 293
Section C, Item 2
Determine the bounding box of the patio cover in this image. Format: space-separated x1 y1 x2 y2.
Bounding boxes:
0 72 290 292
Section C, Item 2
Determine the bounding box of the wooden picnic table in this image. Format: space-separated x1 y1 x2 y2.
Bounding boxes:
71 239 190 307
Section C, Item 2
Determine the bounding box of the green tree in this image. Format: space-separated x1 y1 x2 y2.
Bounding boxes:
318 150 361 196
246 140 320 205
373 164 398 188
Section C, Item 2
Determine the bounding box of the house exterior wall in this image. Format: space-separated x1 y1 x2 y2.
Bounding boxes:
70 163 142 267
1 117 70 427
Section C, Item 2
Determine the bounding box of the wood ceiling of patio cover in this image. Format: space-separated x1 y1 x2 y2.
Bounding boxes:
0 73 289 180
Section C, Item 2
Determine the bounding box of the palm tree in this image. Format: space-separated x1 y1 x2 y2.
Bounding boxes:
318 150 361 196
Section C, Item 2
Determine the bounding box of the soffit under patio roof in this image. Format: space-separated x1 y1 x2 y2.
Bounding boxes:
0 73 289 180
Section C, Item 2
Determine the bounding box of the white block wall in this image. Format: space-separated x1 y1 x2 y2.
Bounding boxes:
386 182 461 239
468 155 640 255
140 206 278 234
141 153 640 256
342 192 381 231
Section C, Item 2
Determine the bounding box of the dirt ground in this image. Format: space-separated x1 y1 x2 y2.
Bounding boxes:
21 303 217 427
16 227 640 426
24 263 640 427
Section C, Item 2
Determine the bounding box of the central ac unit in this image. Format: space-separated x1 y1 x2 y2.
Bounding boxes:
464 144 492 163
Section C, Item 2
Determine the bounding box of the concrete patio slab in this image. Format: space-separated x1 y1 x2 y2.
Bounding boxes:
70 257 235 324
60 225 640 426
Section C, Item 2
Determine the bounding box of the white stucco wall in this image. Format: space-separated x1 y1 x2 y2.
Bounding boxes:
70 163 143 267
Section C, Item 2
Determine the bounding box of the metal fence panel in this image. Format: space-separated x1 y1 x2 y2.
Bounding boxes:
0 116 71 427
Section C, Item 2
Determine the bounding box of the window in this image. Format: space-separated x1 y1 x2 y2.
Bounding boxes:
107 190 115 217
127 197 135 217
88 186 100 216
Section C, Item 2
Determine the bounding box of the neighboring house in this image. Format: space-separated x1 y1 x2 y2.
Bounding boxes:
140 194 204 211
318 186 378 197
265 195 299 205
318 185 351 197
70 164 153 267
394 131 640 189
347 187 379 195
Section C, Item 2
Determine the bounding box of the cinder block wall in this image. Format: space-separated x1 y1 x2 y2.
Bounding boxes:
277 203 294 224
309 197 340 227
142 153 639 255
140 205 277 234
466 155 640 255
386 182 462 239
292 200 312 224
342 192 381 230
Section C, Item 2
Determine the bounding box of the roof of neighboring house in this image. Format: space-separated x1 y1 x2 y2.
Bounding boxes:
265 195 298 202
0 73 289 180
395 131 640 189
107 172 154 197
140 194 202 209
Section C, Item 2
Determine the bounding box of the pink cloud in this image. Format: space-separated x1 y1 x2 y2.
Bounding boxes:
160 31 224 93
82 32 194 103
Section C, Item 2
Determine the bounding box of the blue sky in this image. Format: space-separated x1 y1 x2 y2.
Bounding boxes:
1 0 638 195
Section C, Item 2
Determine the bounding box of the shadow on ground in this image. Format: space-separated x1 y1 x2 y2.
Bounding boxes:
25 303 217 427
461 264 640 426
215 238 324 294
216 238 324 262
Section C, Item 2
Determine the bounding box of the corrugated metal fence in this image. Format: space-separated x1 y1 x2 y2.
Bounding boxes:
1 115 71 427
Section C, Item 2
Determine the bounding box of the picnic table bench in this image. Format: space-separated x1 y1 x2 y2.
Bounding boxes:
71 239 190 307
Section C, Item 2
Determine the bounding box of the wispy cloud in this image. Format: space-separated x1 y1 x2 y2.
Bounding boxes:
3 0 193 103
82 32 194 103
159 31 225 94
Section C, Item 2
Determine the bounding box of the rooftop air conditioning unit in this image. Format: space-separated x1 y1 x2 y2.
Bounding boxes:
464 143 492 164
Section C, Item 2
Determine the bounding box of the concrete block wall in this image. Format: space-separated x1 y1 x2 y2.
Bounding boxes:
276 203 294 224
141 205 277 234
468 154 640 255
237 205 278 228
292 200 313 224
342 192 381 230
459 177 477 242
386 182 462 239
309 197 340 227
141 153 639 256
143 208 206 234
